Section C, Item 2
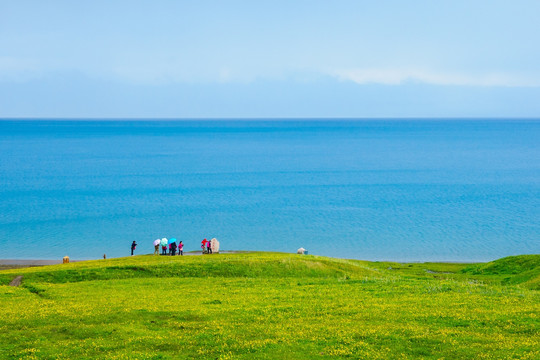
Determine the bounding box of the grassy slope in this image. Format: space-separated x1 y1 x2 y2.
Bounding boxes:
0 253 538 359
461 255 540 289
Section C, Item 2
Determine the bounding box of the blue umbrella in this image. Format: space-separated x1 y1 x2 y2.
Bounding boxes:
168 238 177 244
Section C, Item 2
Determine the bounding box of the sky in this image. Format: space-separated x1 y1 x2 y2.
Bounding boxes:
1 0 540 118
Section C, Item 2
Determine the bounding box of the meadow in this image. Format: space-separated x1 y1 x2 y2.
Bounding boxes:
0 252 538 359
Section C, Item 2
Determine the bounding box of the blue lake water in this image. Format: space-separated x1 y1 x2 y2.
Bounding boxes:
0 119 538 261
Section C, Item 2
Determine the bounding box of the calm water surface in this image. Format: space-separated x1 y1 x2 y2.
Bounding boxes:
0 120 538 261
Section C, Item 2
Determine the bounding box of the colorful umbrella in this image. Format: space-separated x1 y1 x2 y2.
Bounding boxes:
153 239 160 246
168 238 177 244
160 238 168 247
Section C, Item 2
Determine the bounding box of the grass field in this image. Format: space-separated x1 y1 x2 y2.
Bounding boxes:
0 252 538 359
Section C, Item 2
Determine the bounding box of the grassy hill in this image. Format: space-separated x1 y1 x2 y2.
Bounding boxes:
0 252 538 359
461 254 540 290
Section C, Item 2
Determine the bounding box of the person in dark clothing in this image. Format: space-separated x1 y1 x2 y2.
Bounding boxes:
131 241 137 256
171 242 177 256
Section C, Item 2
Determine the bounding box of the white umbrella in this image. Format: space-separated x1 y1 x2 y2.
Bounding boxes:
153 239 160 246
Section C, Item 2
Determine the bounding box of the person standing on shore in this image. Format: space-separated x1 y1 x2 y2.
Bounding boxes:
207 240 212 254
161 238 168 255
153 239 160 255
201 239 207 254
131 241 137 256
178 241 184 256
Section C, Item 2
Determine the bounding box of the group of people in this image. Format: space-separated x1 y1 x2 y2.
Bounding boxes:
130 237 219 256
153 238 184 256
201 238 213 254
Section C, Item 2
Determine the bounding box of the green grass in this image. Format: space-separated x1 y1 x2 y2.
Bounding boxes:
461 255 540 289
0 252 538 359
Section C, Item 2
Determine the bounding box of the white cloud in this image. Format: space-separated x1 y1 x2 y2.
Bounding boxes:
331 68 540 87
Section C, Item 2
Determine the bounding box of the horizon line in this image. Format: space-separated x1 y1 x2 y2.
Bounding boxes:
2 117 540 121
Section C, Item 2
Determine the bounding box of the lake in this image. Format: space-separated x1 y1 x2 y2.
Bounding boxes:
0 119 538 261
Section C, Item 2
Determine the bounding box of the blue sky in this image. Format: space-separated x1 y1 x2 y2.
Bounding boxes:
1 0 540 118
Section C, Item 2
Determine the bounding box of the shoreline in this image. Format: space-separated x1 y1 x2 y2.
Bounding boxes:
0 259 77 266
0 259 84 270
0 252 485 268
0 250 254 268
